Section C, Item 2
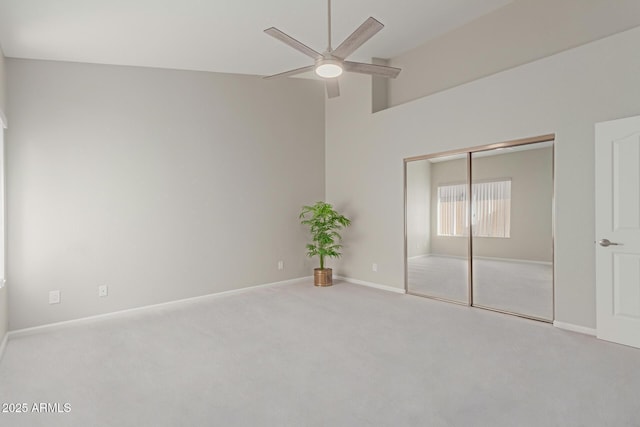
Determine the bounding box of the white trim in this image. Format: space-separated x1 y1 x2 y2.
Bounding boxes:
9 276 311 338
0 110 6 129
336 276 406 294
553 320 596 336
421 254 467 260
0 332 7 361
412 253 551 265
408 254 431 260
474 255 552 266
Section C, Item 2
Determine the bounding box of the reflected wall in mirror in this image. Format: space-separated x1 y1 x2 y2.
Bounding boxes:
406 153 469 304
471 142 553 320
404 136 554 322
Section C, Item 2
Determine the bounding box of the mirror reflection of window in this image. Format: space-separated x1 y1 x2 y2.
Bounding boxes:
437 180 511 238
437 183 467 237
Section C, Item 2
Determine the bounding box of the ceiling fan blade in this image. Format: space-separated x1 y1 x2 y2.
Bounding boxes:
326 79 340 98
332 17 384 60
264 27 323 61
344 61 401 78
263 65 315 80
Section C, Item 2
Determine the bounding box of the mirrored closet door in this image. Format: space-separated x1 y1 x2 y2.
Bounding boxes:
471 143 554 320
406 153 469 304
405 136 554 322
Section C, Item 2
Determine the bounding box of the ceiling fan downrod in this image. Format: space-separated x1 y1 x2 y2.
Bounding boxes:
327 0 332 52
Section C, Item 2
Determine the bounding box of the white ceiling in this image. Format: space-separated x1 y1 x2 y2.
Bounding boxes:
0 0 512 77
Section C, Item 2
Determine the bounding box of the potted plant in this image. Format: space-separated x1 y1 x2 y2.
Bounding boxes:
299 201 351 287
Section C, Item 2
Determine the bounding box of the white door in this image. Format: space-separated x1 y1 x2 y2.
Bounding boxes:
595 115 640 349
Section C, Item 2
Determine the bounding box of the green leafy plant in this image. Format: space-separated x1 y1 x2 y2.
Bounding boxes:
299 201 351 270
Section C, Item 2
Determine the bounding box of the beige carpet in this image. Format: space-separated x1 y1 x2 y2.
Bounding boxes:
0 279 637 426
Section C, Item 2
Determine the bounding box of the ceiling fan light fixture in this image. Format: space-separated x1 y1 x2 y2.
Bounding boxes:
315 60 343 78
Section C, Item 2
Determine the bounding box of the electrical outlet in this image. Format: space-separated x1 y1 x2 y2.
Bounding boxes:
98 285 108 297
372 263 378 272
49 290 61 304
277 261 284 270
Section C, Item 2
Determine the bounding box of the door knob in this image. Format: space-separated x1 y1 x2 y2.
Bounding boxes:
599 239 620 247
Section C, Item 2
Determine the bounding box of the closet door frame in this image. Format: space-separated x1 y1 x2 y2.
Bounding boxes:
404 133 555 322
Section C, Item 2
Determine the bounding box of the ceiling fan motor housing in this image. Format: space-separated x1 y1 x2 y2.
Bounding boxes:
315 56 343 78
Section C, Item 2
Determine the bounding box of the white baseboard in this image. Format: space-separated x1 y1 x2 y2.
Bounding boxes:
0 332 8 361
336 276 406 294
553 320 596 336
9 276 311 339
414 254 551 265
474 255 552 266
423 254 467 260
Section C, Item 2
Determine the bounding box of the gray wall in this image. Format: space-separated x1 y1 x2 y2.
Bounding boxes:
7 59 325 330
387 0 640 107
326 26 640 329
429 147 553 262
0 47 7 343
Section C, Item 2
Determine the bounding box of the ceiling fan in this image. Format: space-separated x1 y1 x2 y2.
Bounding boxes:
264 0 401 98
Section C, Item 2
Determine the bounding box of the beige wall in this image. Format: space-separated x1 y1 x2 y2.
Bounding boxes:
406 159 430 258
387 0 640 107
0 46 5 112
326 26 640 329
7 59 325 330
0 47 7 344
428 147 553 262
